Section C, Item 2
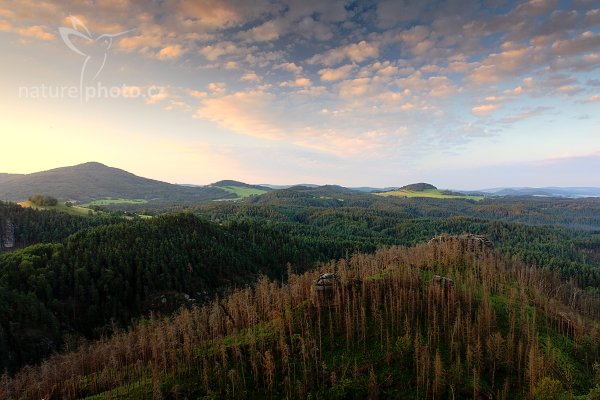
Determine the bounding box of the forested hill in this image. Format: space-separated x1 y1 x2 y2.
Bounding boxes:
399 182 437 191
0 173 21 184
4 241 600 399
0 201 121 252
194 195 600 287
239 186 600 229
0 162 234 203
0 213 316 371
212 180 273 192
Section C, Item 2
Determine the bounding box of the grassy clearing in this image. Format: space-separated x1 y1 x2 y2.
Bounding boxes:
82 198 148 207
377 188 484 201
18 201 95 216
214 185 267 199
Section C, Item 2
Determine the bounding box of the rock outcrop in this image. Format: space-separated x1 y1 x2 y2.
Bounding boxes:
428 233 494 253
1 218 15 249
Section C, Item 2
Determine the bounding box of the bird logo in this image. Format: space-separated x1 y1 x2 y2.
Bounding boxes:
59 16 132 92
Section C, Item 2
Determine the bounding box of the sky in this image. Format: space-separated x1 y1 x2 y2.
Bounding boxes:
0 0 599 189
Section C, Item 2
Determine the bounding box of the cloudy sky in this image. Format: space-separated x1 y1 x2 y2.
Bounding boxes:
1 0 599 189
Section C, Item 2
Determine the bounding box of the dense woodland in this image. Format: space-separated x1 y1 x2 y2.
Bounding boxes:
191 187 600 287
2 241 600 399
1 188 600 399
0 201 122 251
0 213 319 372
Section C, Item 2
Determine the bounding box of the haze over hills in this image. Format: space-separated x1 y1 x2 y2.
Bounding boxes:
475 187 600 198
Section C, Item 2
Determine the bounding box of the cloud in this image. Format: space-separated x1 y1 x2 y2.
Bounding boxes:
427 76 456 98
157 44 184 60
536 10 578 37
175 0 274 30
188 90 208 99
553 53 600 71
503 77 535 96
338 77 372 97
194 90 284 140
376 0 431 28
292 129 404 158
3 0 600 177
243 19 283 42
200 41 243 61
280 77 311 87
584 94 600 102
207 82 227 94
276 62 303 75
118 34 163 53
243 50 286 67
514 0 559 17
318 64 355 81
308 40 379 66
499 106 551 124
16 25 54 41
468 46 537 84
399 25 430 46
586 9 600 27
0 19 11 32
145 89 169 105
295 16 334 41
241 71 260 82
472 104 501 116
551 31 600 56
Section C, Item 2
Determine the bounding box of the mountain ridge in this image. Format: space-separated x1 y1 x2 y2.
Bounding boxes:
2 163 599 203
0 162 234 204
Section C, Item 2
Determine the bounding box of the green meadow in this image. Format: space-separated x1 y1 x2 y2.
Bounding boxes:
18 201 95 216
215 185 268 199
377 188 484 201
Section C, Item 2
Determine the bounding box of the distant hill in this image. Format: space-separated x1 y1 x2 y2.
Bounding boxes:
259 183 320 189
399 182 437 191
0 173 22 184
0 162 234 204
378 183 483 201
212 180 272 191
210 180 273 200
350 186 399 193
476 187 600 198
246 184 366 207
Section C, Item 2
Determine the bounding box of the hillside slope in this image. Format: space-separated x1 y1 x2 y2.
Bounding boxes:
0 173 22 184
399 182 437 191
212 180 273 192
0 213 317 371
0 201 120 252
211 180 273 199
3 241 599 399
0 162 233 204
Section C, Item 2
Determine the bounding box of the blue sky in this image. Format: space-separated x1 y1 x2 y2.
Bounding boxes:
0 0 599 189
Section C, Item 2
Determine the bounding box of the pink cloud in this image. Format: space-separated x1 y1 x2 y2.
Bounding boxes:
16 25 54 41
472 104 501 116
157 44 184 60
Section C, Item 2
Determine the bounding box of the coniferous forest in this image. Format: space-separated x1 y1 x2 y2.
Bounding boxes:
1 191 600 399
